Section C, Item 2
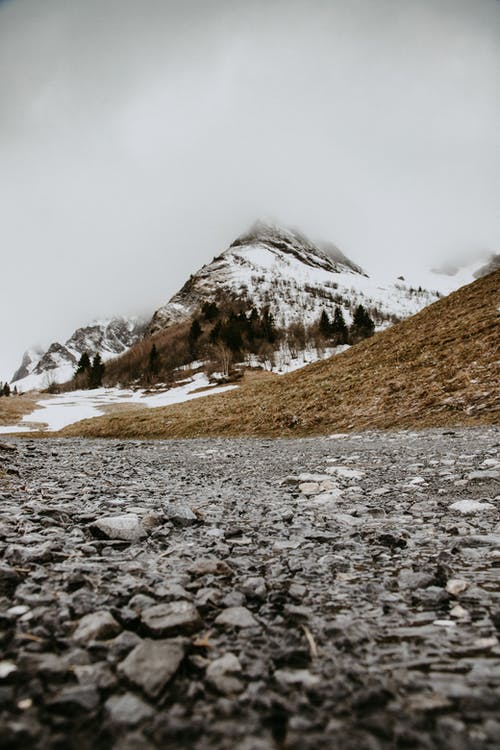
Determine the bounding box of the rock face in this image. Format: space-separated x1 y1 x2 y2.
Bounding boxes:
11 316 146 391
0 429 498 749
148 222 442 334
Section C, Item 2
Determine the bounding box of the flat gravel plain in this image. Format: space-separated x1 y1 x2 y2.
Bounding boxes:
0 428 499 749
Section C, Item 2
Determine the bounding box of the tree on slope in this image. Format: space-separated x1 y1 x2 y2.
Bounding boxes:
148 343 160 377
349 304 375 344
88 354 105 389
201 301 218 322
331 306 348 345
188 319 202 357
261 307 277 344
75 352 91 377
319 310 332 339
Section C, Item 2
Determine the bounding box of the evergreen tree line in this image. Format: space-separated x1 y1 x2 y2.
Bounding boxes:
318 304 375 345
144 300 376 384
142 301 279 383
188 302 278 358
74 352 106 389
0 382 16 397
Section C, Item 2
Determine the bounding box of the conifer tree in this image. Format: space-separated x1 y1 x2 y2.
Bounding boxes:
75 352 91 377
209 320 222 344
319 310 331 339
247 308 260 344
261 307 276 343
349 304 375 343
0 382 3 397
88 354 105 389
221 314 243 353
331 306 348 344
3 382 11 397
201 301 218 322
188 319 202 357
148 343 160 376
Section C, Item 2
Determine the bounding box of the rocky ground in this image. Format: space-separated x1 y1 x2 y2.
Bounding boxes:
0 429 499 750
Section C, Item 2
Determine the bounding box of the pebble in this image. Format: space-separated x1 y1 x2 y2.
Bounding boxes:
91 513 147 541
0 662 17 679
118 638 186 697
449 499 495 514
274 669 320 688
105 692 154 726
73 610 122 643
446 578 468 596
164 503 199 526
141 601 201 636
215 606 259 629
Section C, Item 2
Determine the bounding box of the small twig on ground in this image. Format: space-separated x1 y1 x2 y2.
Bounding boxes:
302 624 318 659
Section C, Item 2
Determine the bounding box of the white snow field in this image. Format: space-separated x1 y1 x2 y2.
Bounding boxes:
0 374 237 434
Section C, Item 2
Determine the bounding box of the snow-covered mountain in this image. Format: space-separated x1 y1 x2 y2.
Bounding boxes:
149 222 442 334
12 317 146 392
11 222 495 393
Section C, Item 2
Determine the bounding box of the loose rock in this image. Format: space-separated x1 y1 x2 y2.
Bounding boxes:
118 639 186 698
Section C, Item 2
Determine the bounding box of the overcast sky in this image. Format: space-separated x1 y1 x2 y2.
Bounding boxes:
0 0 499 381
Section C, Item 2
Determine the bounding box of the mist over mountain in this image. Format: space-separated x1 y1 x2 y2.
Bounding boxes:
1 0 499 381
10 221 494 393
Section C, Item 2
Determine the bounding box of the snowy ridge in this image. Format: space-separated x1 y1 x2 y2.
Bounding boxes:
12 317 147 392
149 222 441 333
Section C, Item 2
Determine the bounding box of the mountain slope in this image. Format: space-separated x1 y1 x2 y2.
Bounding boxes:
12 317 146 392
149 222 440 333
61 270 500 438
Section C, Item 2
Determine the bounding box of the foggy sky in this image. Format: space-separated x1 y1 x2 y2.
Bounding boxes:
1 0 499 381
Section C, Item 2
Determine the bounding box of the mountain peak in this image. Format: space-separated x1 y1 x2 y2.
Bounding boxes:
149 223 439 334
229 220 365 275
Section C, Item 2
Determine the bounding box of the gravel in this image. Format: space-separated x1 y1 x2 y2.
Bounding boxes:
0 428 499 749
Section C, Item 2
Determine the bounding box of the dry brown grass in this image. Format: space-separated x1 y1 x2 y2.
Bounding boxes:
103 321 192 385
60 271 500 439
0 393 46 427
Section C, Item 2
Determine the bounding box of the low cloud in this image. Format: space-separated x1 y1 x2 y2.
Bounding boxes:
0 0 499 379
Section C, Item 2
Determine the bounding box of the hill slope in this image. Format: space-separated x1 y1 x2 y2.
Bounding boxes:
60 270 500 438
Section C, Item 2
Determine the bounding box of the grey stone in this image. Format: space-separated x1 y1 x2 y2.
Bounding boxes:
73 610 121 643
117 638 186 697
398 569 434 590
274 669 320 687
47 686 100 714
164 503 199 526
105 692 154 726
189 559 233 577
205 653 245 694
91 514 147 541
141 601 201 636
206 652 242 678
74 662 117 690
215 606 259 629
449 499 495 514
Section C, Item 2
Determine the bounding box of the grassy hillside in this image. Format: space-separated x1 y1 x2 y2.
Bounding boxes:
0 393 45 427
60 271 500 438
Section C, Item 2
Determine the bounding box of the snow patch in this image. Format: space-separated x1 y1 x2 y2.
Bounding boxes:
0 374 236 433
